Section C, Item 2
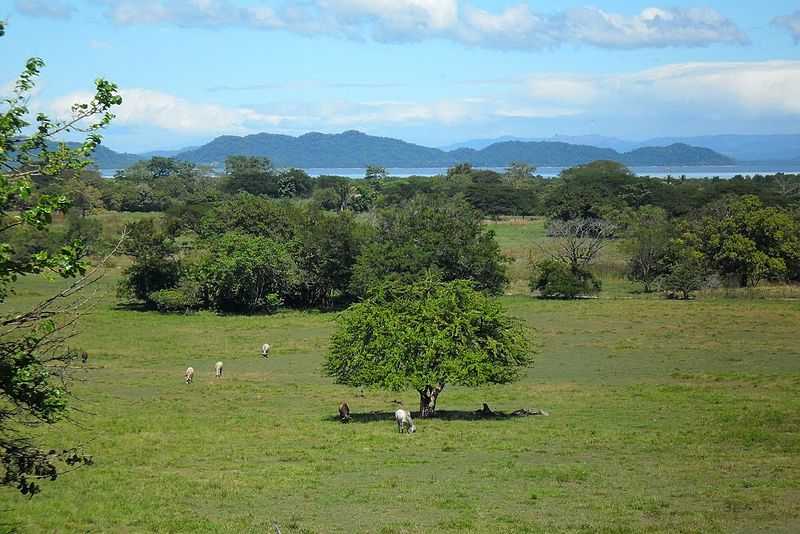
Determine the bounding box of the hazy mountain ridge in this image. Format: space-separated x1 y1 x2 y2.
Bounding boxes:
79 145 142 169
173 130 734 168
447 133 800 162
86 130 760 169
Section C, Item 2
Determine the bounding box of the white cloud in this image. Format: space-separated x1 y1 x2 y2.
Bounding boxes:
495 106 584 119
773 11 800 43
15 0 76 19
458 4 550 48
37 61 800 148
523 76 599 104
92 1 749 50
514 61 800 118
47 88 286 135
317 0 459 42
246 97 485 128
90 40 115 51
559 6 749 49
94 0 284 30
625 61 800 115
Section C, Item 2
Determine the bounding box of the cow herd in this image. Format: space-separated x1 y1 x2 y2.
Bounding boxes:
183 344 418 434
184 344 269 383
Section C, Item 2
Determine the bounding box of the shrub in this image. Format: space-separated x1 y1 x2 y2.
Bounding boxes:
148 280 202 313
531 259 601 298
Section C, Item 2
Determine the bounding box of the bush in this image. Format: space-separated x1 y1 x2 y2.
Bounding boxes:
531 259 601 298
117 258 181 303
194 232 296 313
148 280 202 313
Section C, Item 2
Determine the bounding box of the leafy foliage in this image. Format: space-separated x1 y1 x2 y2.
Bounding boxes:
531 259 601 298
1 25 120 495
351 195 508 296
192 232 298 314
622 206 674 292
290 208 365 307
325 277 531 416
657 248 707 299
117 219 180 304
679 195 800 286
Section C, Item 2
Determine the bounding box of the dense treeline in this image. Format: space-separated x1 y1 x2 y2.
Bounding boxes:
31 155 800 219
12 154 800 309
117 191 502 312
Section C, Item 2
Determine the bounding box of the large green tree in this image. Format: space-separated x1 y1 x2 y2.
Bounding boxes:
681 195 800 286
192 232 298 314
290 207 365 307
1 22 121 495
325 277 531 417
351 195 508 296
544 160 644 220
221 155 279 196
116 219 181 304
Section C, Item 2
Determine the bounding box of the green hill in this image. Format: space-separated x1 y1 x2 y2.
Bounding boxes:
175 130 734 168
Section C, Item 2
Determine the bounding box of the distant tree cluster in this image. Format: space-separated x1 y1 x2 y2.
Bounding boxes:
523 161 800 299
118 192 509 312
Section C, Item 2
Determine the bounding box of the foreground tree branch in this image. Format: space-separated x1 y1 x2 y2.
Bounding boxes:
0 20 121 496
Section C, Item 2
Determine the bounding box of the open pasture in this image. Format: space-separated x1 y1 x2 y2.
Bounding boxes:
1 270 798 533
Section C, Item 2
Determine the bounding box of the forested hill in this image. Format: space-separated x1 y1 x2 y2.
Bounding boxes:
177 130 447 167
174 130 734 167
87 130 735 168
90 145 143 168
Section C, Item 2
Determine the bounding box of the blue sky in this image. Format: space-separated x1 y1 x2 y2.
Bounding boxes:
3 0 800 153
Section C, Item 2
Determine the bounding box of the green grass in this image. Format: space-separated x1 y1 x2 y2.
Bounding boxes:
1 271 798 533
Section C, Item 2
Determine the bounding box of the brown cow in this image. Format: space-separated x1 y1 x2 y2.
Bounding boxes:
338 402 352 423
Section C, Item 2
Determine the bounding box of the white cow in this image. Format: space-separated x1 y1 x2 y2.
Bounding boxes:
261 343 270 358
395 409 416 433
185 366 194 384
214 361 224 378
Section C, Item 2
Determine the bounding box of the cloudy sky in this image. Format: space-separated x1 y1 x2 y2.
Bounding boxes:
3 0 800 152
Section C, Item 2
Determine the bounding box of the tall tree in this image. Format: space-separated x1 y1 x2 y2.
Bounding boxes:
504 161 536 185
681 195 800 286
325 277 531 417
541 217 616 269
364 165 387 180
221 155 278 196
1 22 121 495
622 206 674 292
351 195 508 296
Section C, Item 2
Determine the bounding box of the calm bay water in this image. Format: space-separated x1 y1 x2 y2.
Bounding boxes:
101 164 800 179
302 164 800 179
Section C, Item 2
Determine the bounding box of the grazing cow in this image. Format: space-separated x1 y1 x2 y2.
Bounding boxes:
214 361 224 378
185 366 194 384
261 343 270 358
338 402 352 423
395 409 416 433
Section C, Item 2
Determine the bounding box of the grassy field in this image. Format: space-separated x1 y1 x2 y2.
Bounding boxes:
1 218 799 532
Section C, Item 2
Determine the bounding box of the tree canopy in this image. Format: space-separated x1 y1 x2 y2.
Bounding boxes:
351 195 508 296
325 277 532 417
680 195 800 286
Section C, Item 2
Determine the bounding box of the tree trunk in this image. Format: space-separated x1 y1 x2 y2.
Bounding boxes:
418 384 444 418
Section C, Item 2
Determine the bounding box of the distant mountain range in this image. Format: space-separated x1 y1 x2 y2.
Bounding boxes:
443 133 800 163
88 130 800 170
